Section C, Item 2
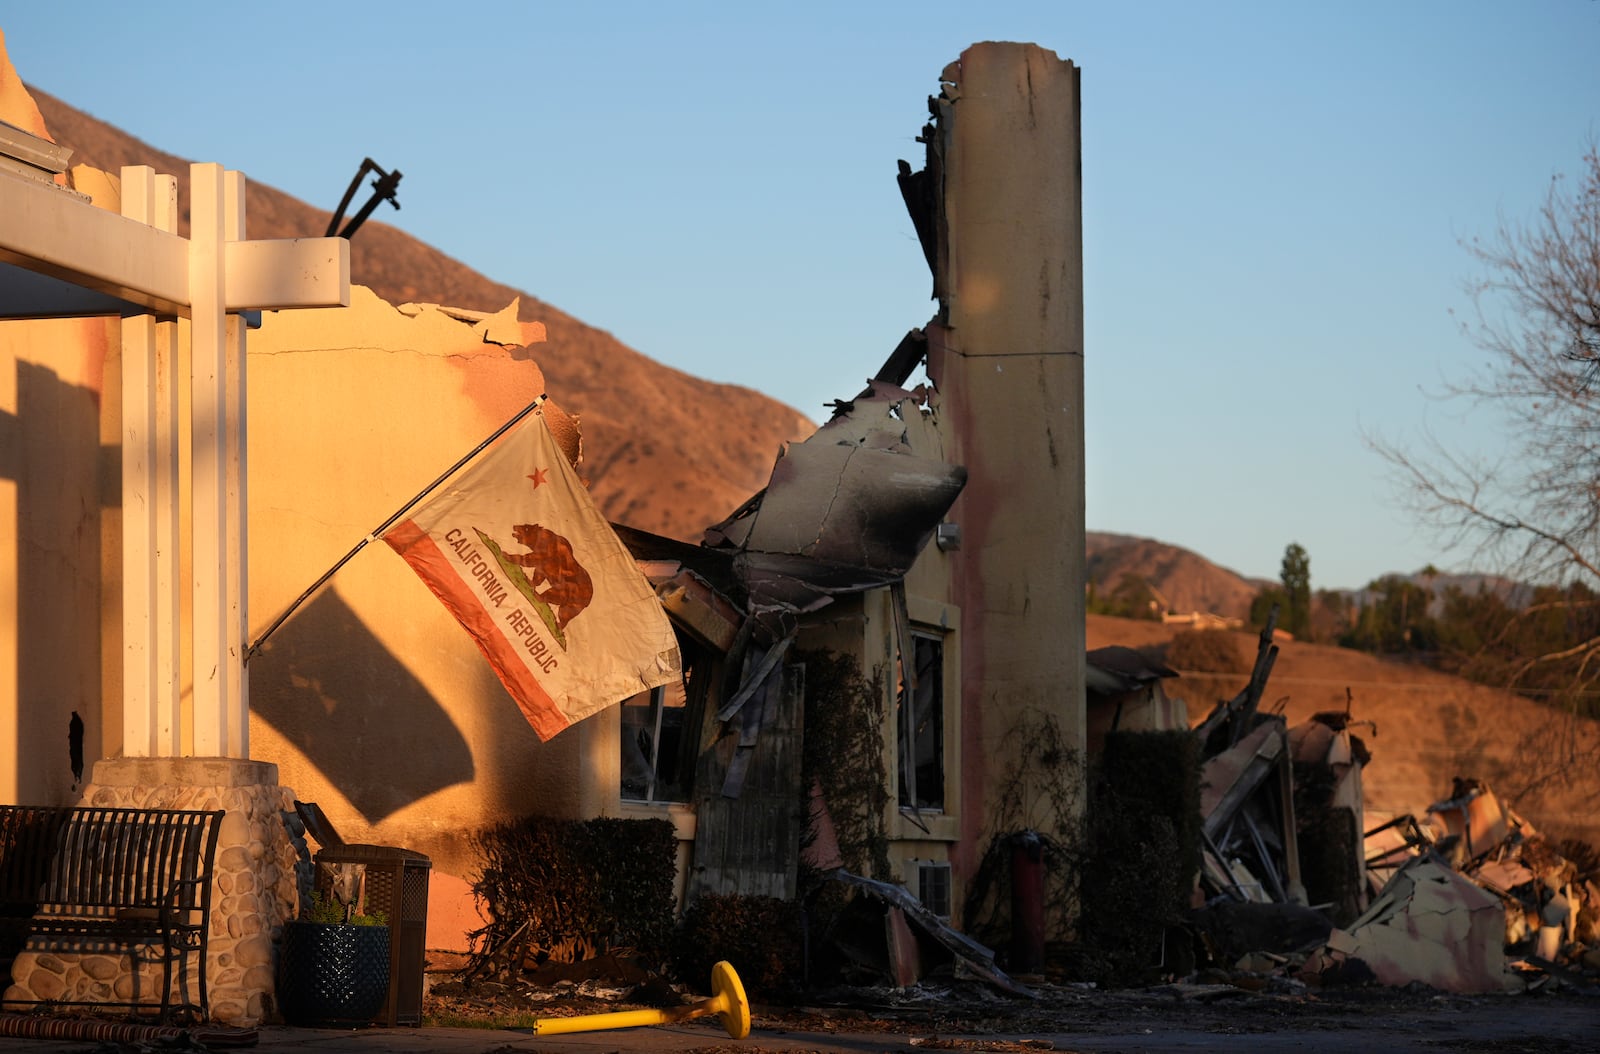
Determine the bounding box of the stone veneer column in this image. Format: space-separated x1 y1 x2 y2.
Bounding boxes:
1 758 305 1025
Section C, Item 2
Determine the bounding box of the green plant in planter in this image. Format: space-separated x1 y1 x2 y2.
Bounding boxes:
306 892 388 928
278 893 392 1027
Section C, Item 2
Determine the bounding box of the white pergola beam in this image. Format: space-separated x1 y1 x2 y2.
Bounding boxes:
119 217 155 754
225 239 350 311
0 178 349 319
0 174 189 314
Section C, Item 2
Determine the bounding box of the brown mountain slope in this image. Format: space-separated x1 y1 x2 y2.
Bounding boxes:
1086 531 1267 619
31 88 813 542
1088 614 1600 848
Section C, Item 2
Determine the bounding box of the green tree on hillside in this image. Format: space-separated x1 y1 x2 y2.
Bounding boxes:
1311 588 1352 642
1434 581 1600 720
1340 575 1436 654
1280 543 1311 639
1249 585 1286 632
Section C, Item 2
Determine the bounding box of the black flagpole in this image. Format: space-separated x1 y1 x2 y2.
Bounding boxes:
244 394 547 663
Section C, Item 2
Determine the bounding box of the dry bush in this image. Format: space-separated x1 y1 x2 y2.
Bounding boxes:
468 816 677 974
1165 629 1247 674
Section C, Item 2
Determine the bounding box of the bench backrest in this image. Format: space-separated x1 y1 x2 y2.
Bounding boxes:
0 806 223 916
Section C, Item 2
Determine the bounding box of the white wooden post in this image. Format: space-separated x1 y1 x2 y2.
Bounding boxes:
189 162 243 757
1 151 349 762
154 304 182 750
120 166 182 757
224 170 250 755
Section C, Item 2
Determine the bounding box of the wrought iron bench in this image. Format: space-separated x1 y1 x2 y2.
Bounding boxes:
0 805 223 1021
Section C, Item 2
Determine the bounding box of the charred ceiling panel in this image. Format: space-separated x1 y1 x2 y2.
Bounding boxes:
704 381 966 615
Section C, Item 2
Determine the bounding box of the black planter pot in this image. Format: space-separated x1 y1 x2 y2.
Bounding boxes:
277 921 391 1027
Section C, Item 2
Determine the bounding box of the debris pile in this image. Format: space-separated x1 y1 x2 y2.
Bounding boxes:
1340 778 1600 991
1179 617 1600 994
1191 617 1306 910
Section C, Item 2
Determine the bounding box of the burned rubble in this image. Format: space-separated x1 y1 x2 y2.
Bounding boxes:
453 622 1597 1025
1174 617 1600 996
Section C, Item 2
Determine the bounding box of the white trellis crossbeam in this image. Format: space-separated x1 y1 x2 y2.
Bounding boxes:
0 160 350 759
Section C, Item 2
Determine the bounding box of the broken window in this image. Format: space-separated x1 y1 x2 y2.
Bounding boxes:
621 631 712 804
898 630 946 811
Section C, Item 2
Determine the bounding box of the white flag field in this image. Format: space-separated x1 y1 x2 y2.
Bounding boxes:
383 410 681 740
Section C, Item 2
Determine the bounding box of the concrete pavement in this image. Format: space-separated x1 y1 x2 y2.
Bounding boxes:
1 998 1598 1054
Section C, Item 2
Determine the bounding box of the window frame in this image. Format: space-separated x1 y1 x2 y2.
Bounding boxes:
898 628 947 812
619 628 713 806
888 595 960 842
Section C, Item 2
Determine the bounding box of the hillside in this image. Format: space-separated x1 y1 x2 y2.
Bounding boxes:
1086 531 1267 619
1089 613 1600 848
30 88 814 543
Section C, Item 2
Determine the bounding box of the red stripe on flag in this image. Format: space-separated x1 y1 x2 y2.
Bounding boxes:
383 519 570 740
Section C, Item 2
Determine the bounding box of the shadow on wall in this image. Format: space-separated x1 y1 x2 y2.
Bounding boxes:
3 360 103 804
250 588 474 822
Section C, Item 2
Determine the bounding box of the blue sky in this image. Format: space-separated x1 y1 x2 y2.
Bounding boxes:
4 2 1597 590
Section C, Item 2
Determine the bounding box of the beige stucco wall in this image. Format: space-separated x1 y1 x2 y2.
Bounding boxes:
245 290 616 940
0 40 624 940
1 269 623 946
0 53 654 940
0 315 119 804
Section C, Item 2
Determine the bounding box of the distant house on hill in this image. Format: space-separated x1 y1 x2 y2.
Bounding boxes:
1163 611 1245 631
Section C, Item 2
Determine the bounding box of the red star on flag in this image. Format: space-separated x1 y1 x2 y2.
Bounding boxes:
527 468 549 489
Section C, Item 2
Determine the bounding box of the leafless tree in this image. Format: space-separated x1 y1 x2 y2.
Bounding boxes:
1374 144 1600 810
1378 144 1600 598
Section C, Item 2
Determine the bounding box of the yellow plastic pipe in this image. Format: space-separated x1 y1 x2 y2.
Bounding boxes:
532 960 751 1039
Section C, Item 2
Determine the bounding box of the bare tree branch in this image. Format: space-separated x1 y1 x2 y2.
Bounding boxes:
1372 144 1600 591
1369 143 1600 811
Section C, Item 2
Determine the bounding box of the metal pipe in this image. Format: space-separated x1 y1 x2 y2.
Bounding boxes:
533 960 750 1039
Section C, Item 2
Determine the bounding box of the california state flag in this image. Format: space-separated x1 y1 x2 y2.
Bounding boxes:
382 409 680 740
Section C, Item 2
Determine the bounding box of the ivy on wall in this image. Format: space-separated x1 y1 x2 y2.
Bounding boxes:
963 709 1087 957
963 713 1201 986
796 649 891 881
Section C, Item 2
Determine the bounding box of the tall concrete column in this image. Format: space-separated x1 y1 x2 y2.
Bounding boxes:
927 43 1085 896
